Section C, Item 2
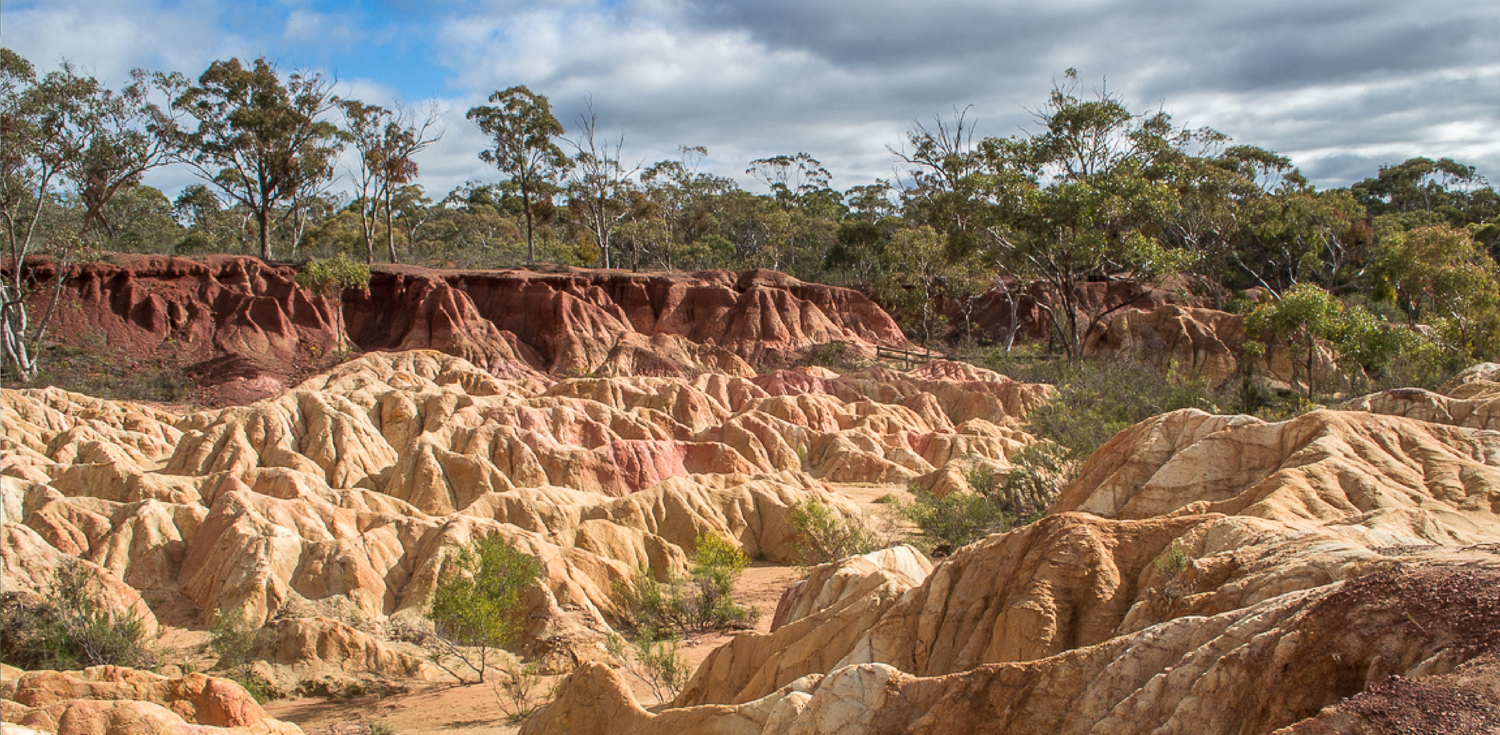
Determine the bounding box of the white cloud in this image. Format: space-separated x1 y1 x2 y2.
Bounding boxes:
8 0 1500 197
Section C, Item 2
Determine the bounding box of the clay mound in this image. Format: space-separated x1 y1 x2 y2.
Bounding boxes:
531 392 1500 733
673 546 932 708
1084 304 1247 381
592 332 756 379
1083 303 1329 388
2 666 302 735
532 527 1500 735
1343 375 1500 430
3 348 1021 681
1056 407 1500 533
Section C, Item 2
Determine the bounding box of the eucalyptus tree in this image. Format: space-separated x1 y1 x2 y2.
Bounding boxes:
640 146 736 269
746 152 832 206
343 100 444 263
565 99 638 269
467 86 568 263
174 57 344 260
0 49 183 380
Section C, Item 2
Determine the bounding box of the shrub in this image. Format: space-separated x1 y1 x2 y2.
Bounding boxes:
1020 359 1220 460
209 608 262 674
1155 542 1189 577
619 534 757 638
18 335 195 404
0 559 155 671
900 447 1067 553
425 535 542 684
494 656 543 723
296 253 372 355
787 499 883 568
605 632 690 704
901 488 1012 552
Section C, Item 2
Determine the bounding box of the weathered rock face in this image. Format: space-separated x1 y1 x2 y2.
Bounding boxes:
22 257 911 403
354 267 909 373
529 375 1500 735
672 546 932 708
1 348 1039 686
1 666 303 735
1082 303 1331 388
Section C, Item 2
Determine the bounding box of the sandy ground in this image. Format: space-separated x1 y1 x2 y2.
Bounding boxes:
262 564 805 735
262 483 904 735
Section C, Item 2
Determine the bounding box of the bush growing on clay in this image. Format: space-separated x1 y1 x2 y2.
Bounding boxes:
901 446 1068 553
0 559 155 670
1002 357 1221 460
424 534 542 684
296 252 372 355
604 632 690 704
787 499 884 567
207 607 280 700
618 533 758 638
495 656 544 722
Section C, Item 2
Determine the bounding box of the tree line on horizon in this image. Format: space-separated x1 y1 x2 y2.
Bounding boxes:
5 51 1500 389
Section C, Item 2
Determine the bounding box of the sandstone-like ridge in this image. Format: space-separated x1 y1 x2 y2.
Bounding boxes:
1 666 302 735
527 375 1500 734
0 347 1040 704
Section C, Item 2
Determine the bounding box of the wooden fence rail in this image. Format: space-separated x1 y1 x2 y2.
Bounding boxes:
876 345 945 370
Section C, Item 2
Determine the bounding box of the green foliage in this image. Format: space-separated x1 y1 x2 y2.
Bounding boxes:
14 334 195 403
297 253 371 354
605 632 690 704
467 86 569 262
425 535 542 684
494 657 543 723
1244 282 1462 400
901 485 1013 552
0 559 155 671
618 533 757 639
1155 542 1189 577
209 608 261 675
900 446 1066 552
175 57 344 260
1018 358 1220 460
297 251 372 294
234 673 280 704
787 499 883 568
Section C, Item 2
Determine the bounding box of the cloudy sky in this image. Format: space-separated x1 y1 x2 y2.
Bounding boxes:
5 0 1500 199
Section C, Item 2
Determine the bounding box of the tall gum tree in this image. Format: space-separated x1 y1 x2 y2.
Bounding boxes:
174 57 343 261
467 86 567 263
342 100 444 263
0 49 182 380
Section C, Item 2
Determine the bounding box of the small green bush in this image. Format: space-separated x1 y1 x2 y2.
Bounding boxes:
1019 359 1220 460
605 632 690 704
0 559 155 671
901 488 1013 552
209 608 263 677
900 447 1067 553
1155 542 1189 577
619 534 757 638
787 499 883 568
494 657 543 723
425 535 542 684
234 673 280 704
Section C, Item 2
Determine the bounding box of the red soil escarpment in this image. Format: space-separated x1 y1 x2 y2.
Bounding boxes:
26 256 908 403
345 265 909 375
